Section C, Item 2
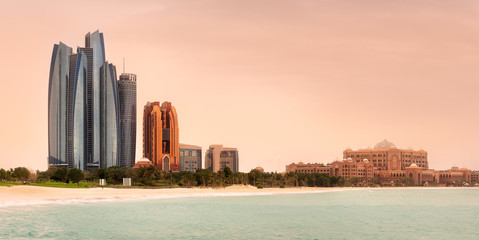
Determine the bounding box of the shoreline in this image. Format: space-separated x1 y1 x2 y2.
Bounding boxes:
0 185 345 207
0 185 476 208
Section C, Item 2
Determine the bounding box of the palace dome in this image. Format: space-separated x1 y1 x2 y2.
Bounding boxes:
374 139 397 150
410 163 418 167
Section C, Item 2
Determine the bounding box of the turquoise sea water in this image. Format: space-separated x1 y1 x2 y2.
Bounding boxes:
1 188 479 239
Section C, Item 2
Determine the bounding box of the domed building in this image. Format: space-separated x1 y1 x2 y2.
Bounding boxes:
342 139 428 171
285 139 479 186
132 158 155 168
373 139 397 150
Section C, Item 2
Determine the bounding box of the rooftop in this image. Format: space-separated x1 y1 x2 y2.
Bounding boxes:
374 139 397 149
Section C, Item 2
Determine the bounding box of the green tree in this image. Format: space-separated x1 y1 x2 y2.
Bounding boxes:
223 167 233 182
136 166 157 186
195 169 212 187
125 168 138 183
107 166 126 185
13 167 30 182
36 167 58 182
248 169 262 186
68 168 84 186
0 168 6 181
97 168 108 180
176 171 195 187
349 177 363 186
401 177 415 186
51 167 68 182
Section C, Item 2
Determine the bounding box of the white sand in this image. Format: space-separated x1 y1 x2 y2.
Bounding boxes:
0 185 352 207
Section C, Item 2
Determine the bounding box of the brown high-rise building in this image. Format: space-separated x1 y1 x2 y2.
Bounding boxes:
143 101 179 171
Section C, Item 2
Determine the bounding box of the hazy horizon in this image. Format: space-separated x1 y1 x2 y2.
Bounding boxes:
1 0 479 172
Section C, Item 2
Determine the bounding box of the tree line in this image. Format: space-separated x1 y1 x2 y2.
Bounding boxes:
1 166 349 188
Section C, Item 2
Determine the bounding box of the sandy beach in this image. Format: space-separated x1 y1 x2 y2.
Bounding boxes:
0 185 352 207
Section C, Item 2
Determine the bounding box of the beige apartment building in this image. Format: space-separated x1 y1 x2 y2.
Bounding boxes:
205 145 239 172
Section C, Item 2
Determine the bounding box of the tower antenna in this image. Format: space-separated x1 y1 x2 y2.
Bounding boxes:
123 57 125 73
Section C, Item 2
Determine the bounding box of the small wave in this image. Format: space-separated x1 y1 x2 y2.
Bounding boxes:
0 188 358 208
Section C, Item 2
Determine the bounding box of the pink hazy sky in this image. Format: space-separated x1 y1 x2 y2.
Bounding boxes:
1 0 479 172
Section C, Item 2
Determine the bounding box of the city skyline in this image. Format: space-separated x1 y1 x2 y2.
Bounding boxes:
48 31 121 170
2 0 479 172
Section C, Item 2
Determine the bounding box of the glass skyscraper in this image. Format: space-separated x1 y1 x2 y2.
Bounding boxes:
68 52 88 170
85 31 105 168
48 30 119 170
100 62 119 168
118 73 137 168
48 42 72 167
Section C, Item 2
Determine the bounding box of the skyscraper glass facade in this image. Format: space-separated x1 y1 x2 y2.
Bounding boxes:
85 31 105 168
100 63 119 168
118 73 137 168
48 42 72 167
48 30 120 170
70 52 88 170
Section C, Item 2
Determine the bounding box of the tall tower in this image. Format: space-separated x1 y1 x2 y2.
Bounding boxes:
143 101 179 171
99 62 119 168
143 101 160 163
118 73 137 168
85 30 106 169
67 52 88 170
48 30 119 170
48 42 72 167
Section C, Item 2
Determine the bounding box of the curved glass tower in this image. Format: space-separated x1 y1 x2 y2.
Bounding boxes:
118 73 137 168
100 62 119 168
48 30 120 170
85 30 105 168
48 42 72 167
69 52 88 170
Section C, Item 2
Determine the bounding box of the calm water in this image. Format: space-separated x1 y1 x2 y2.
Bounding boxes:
1 188 479 239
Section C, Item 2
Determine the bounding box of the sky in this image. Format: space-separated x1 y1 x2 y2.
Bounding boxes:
1 0 479 172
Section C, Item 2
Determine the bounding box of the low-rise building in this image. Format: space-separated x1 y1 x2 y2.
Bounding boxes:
286 162 330 174
179 143 202 172
205 145 239 172
285 140 476 186
471 171 479 183
330 158 376 180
